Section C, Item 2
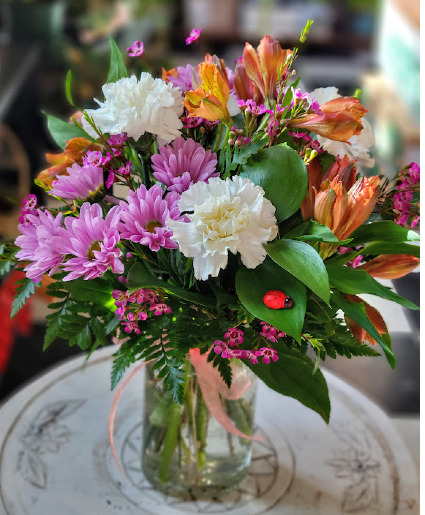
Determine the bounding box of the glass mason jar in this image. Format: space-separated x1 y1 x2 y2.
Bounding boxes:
142 358 257 498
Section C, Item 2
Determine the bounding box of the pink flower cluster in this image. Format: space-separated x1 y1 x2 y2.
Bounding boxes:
338 246 364 268
112 288 171 334
394 162 420 228
213 327 279 365
237 99 267 116
19 194 38 226
259 321 286 343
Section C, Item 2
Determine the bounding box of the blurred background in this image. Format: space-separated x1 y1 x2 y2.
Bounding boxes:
0 0 419 435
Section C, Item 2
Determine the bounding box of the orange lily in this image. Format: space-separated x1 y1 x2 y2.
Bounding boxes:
242 35 292 100
234 59 264 104
289 97 367 143
300 157 323 220
357 254 420 279
344 294 388 345
37 137 103 187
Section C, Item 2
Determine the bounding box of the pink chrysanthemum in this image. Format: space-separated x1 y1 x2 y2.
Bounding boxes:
186 28 201 45
127 41 144 57
151 137 218 194
50 163 104 201
118 184 183 251
15 209 65 281
58 203 123 281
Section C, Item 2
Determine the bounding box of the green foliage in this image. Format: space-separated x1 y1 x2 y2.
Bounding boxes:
44 112 91 149
326 263 419 310
285 220 352 245
11 276 39 318
219 140 266 175
208 347 233 388
0 242 17 277
44 297 71 349
127 261 216 307
239 144 308 222
236 258 306 341
65 70 77 108
265 238 330 304
330 291 395 368
244 343 331 423
360 241 420 258
107 38 128 83
349 220 420 245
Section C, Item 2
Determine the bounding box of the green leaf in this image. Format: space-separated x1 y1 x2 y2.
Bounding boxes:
360 241 420 258
245 344 330 423
62 278 116 310
44 299 70 349
90 317 107 347
326 263 419 310
331 291 395 368
65 70 77 108
239 144 308 222
44 112 91 150
285 220 352 245
69 324 92 350
107 38 128 83
349 221 420 245
225 140 265 173
127 262 216 307
11 277 38 318
235 258 306 341
265 239 330 304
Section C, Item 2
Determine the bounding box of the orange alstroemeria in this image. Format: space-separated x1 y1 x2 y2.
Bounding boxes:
314 178 348 234
344 294 388 345
289 97 367 143
300 157 323 220
37 137 103 187
301 156 356 221
234 59 264 104
162 67 179 83
242 35 292 100
357 254 420 279
184 61 232 126
335 176 380 240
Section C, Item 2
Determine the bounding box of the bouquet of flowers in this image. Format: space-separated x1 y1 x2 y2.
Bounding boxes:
1 22 420 495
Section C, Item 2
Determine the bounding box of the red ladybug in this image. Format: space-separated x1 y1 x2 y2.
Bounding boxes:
263 290 294 310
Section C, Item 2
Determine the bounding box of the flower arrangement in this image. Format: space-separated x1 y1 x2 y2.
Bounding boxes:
0 22 420 492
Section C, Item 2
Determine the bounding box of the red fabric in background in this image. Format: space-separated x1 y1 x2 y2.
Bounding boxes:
0 271 32 375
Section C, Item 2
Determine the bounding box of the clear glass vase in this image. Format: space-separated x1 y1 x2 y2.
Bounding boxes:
142 359 257 498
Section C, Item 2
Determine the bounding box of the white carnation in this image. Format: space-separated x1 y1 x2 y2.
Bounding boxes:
82 73 184 144
310 87 375 168
167 176 278 281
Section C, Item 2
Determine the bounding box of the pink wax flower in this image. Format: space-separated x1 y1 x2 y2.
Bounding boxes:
182 116 202 128
112 289 135 307
83 150 104 167
258 347 279 364
224 327 244 347
50 163 104 201
213 340 230 358
58 203 124 281
108 133 127 147
151 137 218 194
127 41 144 57
122 319 141 334
150 303 172 316
232 349 261 365
15 209 65 282
186 28 201 45
105 170 115 189
144 289 159 305
259 321 285 343
22 194 38 212
117 162 131 175
118 184 183 252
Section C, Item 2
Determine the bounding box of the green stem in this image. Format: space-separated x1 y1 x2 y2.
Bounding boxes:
195 383 207 469
159 401 181 483
212 122 225 153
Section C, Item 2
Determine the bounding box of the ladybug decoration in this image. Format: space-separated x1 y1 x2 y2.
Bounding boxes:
263 290 294 310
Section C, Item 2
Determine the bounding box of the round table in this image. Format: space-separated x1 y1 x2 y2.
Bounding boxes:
0 347 418 514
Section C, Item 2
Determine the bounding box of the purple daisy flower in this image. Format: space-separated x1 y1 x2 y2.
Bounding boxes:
151 137 218 194
50 163 104 201
58 203 123 281
15 209 65 281
118 184 183 252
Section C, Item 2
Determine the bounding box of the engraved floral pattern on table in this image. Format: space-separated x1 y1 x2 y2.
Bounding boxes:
16 399 85 488
327 422 381 513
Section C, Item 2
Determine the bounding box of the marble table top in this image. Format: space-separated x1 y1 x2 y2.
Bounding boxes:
0 347 418 514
